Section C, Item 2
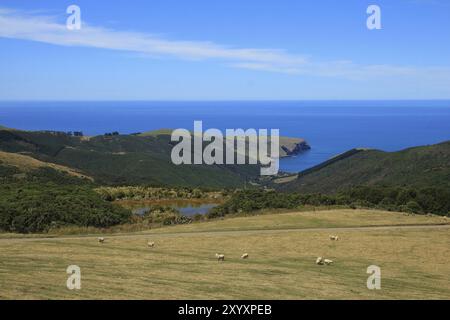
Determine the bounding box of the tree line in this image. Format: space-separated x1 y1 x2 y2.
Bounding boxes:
207 186 450 218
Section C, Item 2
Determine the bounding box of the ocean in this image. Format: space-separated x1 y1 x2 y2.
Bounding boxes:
1 101 449 173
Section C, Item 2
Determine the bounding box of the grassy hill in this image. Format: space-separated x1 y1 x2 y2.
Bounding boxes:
277 141 450 193
0 128 260 187
137 129 174 137
138 129 310 157
0 151 93 181
0 127 311 187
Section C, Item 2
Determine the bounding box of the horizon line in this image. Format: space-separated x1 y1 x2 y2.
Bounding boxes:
1 99 450 103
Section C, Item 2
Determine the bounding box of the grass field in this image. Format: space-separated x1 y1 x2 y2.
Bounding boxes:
0 209 449 299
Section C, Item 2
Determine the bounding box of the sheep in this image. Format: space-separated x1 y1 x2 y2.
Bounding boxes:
241 253 249 259
316 257 334 265
215 253 225 262
329 235 339 241
98 237 105 243
324 259 334 265
147 241 155 248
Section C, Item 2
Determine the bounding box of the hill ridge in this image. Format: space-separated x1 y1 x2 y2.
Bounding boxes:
277 140 450 193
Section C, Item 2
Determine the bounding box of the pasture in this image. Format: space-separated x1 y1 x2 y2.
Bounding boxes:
0 209 449 299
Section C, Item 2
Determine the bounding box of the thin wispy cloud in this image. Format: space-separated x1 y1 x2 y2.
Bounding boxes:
0 7 449 82
0 8 307 72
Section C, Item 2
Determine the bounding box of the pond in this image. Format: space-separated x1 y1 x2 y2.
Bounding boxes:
116 199 220 217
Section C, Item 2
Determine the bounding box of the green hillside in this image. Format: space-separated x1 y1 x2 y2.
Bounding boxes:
277 141 450 193
138 129 310 157
0 129 260 187
137 129 174 136
0 154 132 233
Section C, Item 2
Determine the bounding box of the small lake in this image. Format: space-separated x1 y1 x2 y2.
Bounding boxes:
117 200 220 216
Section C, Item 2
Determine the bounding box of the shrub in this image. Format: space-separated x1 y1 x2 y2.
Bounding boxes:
0 183 132 233
405 201 423 214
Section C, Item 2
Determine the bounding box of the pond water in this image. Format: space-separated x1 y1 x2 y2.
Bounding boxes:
117 200 220 216
176 203 218 216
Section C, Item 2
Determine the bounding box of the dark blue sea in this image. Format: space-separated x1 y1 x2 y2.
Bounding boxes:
1 101 449 173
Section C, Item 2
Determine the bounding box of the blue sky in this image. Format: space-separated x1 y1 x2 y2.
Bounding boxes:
0 0 449 100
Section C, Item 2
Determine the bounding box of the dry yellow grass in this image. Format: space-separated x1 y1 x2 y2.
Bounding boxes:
0 209 448 300
149 209 449 234
0 151 92 180
273 174 298 184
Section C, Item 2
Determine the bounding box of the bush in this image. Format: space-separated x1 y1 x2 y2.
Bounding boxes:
377 197 396 211
0 182 132 233
405 201 423 214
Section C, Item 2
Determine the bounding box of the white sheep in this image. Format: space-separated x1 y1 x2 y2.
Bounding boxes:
215 253 225 262
98 237 105 243
241 253 249 259
329 235 339 241
324 259 334 265
147 241 155 248
316 257 334 265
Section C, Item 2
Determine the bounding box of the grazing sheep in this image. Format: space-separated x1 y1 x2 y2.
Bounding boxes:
98 237 105 243
316 257 333 265
215 253 225 262
147 241 155 248
241 253 249 259
324 259 334 265
329 235 339 241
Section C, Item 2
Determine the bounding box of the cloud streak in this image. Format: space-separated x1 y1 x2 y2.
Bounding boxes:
1 7 450 82
0 8 307 72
